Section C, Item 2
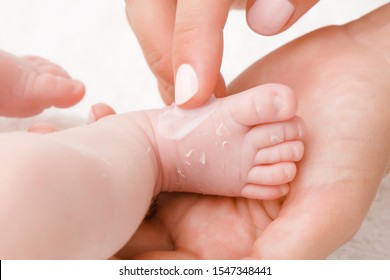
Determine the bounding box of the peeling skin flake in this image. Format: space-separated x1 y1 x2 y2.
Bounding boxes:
216 123 230 136
177 167 186 178
199 152 206 165
185 149 194 158
222 141 229 148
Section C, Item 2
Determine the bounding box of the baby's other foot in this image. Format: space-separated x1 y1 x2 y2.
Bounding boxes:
0 52 84 117
152 84 305 200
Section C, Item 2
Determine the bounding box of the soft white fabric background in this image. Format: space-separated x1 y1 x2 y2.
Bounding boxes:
0 0 389 259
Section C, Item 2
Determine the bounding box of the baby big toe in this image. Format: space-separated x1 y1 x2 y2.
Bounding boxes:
32 73 85 108
226 83 297 126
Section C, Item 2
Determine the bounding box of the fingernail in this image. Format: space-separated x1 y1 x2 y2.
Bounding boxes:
88 106 96 124
175 64 198 105
248 0 295 35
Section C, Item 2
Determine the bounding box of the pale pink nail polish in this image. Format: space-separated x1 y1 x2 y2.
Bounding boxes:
248 0 295 35
175 64 199 105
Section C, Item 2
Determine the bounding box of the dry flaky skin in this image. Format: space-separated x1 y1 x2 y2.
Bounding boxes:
117 4 390 260
152 84 304 199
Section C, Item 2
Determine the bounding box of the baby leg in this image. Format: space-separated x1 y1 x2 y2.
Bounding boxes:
0 120 157 259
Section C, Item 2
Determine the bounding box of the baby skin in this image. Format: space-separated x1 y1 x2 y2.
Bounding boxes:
154 84 305 199
0 50 84 117
0 83 304 259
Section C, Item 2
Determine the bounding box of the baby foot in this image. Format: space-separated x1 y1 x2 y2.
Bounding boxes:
151 84 305 200
0 52 84 117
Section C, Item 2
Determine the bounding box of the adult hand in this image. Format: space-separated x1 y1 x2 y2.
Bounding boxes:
116 4 390 259
125 0 318 108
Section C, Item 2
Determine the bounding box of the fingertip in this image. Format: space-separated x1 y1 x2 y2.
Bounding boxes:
178 90 214 109
246 0 295 35
172 0 230 108
174 64 199 106
174 63 221 108
246 0 319 35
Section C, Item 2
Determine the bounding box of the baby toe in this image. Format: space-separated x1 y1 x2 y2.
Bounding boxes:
245 116 305 151
240 162 295 200
225 83 297 126
254 140 304 165
247 162 297 186
241 184 289 200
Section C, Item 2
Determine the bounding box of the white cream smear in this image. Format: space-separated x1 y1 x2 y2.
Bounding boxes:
157 97 216 140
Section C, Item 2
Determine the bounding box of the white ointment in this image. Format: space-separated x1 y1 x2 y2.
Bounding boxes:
157 97 216 140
